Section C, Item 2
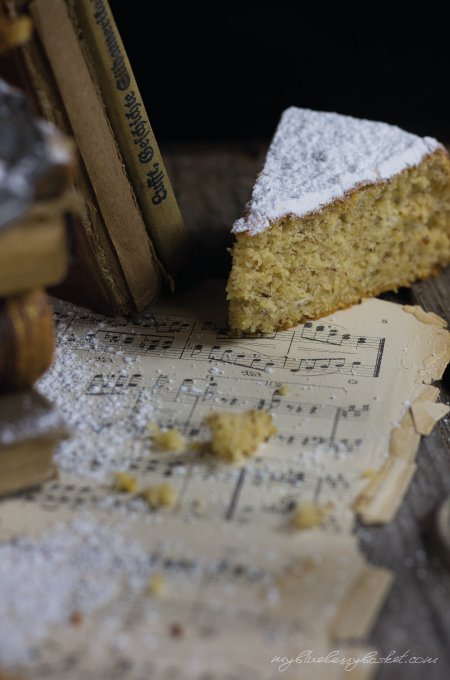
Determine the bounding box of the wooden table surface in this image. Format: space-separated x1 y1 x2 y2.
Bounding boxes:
162 142 450 680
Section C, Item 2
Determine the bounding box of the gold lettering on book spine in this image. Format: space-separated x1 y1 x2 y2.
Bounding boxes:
74 0 192 288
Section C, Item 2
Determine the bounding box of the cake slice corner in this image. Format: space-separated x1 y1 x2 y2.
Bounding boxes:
227 108 450 334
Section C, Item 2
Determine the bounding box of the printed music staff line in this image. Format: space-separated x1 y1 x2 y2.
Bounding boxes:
58 320 385 379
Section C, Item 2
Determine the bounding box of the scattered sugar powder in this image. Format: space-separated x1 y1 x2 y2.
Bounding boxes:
0 516 150 667
232 107 441 235
0 394 65 446
36 347 156 479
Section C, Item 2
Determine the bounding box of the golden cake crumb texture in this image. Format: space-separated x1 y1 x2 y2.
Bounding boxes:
141 484 177 508
204 409 277 462
362 469 378 479
147 422 184 451
114 472 138 494
147 573 165 597
291 502 333 530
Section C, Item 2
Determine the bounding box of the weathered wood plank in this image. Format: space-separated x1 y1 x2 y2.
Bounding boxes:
360 405 450 679
162 142 267 278
412 270 450 325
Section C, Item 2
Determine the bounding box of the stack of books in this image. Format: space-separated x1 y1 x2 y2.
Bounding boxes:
2 0 193 317
0 78 72 496
1 0 191 494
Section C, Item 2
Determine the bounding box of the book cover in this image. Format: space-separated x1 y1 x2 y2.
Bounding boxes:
3 0 166 316
0 387 68 496
72 0 193 290
0 289 54 392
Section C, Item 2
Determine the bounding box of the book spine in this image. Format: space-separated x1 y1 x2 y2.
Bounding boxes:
73 0 192 289
29 0 162 314
0 289 54 391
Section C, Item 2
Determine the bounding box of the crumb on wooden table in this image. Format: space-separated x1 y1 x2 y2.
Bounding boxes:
362 468 377 478
204 409 277 462
141 484 177 508
291 502 333 530
114 472 138 494
147 422 185 451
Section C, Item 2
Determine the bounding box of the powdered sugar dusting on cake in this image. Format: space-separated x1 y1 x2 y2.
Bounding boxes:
232 108 441 235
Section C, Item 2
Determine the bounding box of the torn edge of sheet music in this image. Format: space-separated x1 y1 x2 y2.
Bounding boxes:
355 308 450 524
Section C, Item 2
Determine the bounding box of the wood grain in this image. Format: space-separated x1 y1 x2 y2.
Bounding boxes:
162 142 450 679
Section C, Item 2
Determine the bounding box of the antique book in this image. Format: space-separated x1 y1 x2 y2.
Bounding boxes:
0 211 71 297
72 0 192 291
0 387 67 496
0 289 54 392
2 0 191 317
0 77 77 297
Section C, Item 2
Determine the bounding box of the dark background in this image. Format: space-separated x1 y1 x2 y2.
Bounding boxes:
110 2 449 144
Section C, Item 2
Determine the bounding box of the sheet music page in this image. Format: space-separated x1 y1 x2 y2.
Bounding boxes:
0 280 449 680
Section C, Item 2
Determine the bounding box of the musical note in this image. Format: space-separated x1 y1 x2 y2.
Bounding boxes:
60 311 385 380
299 321 382 349
86 373 143 395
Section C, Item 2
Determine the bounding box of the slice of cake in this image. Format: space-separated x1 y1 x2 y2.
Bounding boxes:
227 108 450 334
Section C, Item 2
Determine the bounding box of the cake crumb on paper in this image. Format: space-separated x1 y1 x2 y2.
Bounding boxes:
114 472 138 494
147 423 185 451
204 409 277 462
147 573 165 597
291 502 333 530
277 385 289 396
141 484 177 508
